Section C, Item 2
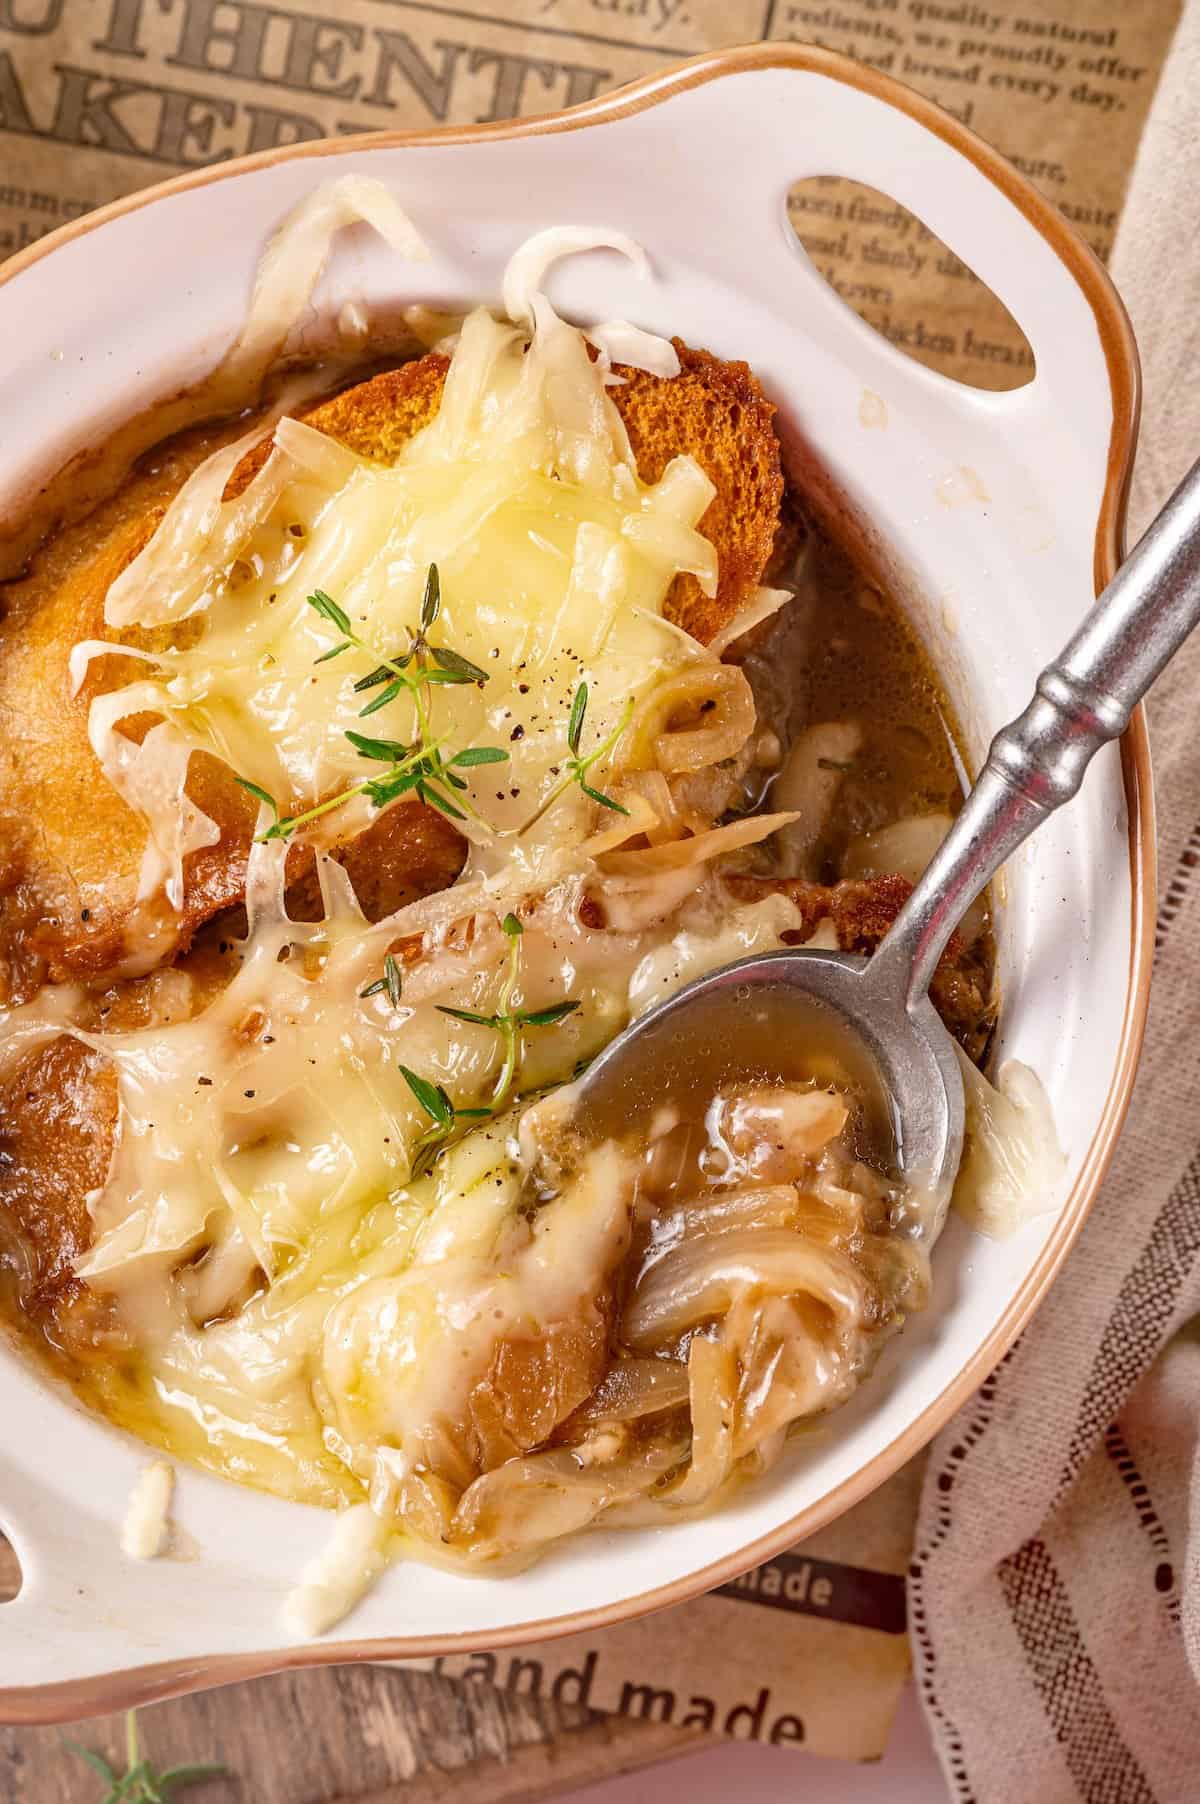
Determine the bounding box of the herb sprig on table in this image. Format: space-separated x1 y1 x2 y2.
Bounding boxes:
402 913 580 1175
68 1710 225 1803
235 565 508 841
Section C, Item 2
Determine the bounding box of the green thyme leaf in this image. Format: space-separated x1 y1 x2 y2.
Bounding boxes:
353 660 407 693
365 768 421 807
235 776 297 841
314 640 350 664
345 729 411 763
413 917 581 1162
436 1005 502 1027
307 589 352 636
155 1766 229 1789
567 682 588 756
235 776 278 814
278 572 505 844
451 746 509 767
431 644 488 684
420 562 441 629
579 779 630 815
401 1064 452 1126
361 954 403 1007
357 679 405 717
67 1710 226 1803
420 785 467 822
518 1000 582 1027
65 1744 117 1783
518 685 631 832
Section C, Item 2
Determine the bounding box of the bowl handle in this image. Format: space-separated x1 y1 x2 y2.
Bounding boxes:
675 52 1136 537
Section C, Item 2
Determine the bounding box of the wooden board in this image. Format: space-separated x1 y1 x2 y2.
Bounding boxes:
0 1671 696 1803
0 1534 695 1802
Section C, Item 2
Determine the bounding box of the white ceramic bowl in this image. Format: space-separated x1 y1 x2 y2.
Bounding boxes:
0 45 1149 1722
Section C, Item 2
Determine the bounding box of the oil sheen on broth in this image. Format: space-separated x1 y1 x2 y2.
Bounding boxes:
746 517 969 884
576 985 896 1181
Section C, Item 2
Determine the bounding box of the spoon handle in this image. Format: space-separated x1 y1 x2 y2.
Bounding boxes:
869 454 1200 1012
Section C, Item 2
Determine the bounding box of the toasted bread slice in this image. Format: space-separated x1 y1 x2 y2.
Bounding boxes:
613 342 784 645
0 1037 114 1309
230 344 784 644
0 344 784 996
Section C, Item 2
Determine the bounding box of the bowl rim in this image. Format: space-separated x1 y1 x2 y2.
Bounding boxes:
0 40 1152 1719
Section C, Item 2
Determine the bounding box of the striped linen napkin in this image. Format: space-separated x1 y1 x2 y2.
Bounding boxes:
911 8 1200 1799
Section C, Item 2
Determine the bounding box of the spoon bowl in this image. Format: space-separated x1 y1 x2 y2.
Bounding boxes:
577 946 965 1228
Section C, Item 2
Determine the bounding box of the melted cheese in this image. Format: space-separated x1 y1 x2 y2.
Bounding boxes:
41 221 801 1527
323 1138 633 1492
74 864 803 1295
284 1501 389 1638
43 223 772 1524
953 1046 1067 1237
234 176 430 374
121 1461 175 1559
81 299 717 903
18 205 1050 1601
50 869 816 1508
4 198 1058 1610
35 225 760 1522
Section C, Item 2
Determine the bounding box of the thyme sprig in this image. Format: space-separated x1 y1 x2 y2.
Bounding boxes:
403 914 580 1175
438 912 580 1115
236 735 458 840
67 1710 225 1803
520 682 633 834
400 1065 491 1176
234 566 507 841
343 728 507 828
312 566 487 723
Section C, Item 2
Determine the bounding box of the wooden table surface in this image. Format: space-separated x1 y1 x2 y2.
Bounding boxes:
0 1537 695 1803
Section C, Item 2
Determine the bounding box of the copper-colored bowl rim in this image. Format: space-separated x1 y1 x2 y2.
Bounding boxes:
0 42 1150 1725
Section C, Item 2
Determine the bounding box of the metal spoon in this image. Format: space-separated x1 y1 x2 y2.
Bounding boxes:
578 457 1200 1226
